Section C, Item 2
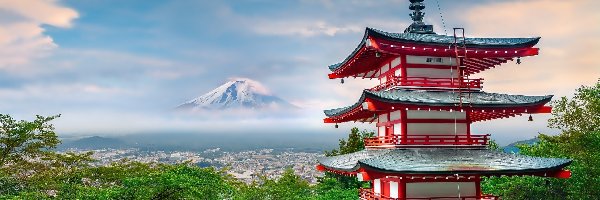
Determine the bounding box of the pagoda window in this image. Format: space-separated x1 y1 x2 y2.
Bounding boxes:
378 113 389 123
390 110 401 121
391 57 402 68
380 62 390 75
374 179 382 195
425 57 443 63
394 69 402 77
378 126 386 137
389 181 399 198
365 70 377 78
393 123 402 135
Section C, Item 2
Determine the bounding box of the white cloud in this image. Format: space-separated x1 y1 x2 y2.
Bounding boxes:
250 20 362 37
0 0 78 68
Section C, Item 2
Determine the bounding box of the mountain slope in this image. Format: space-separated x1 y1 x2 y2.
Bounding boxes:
503 138 540 153
59 136 128 150
177 78 295 110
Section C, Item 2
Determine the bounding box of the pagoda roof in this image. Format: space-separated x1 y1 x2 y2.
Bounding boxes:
327 27 540 78
317 148 571 176
324 89 552 118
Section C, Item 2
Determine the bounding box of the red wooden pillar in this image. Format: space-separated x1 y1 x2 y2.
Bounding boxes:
475 176 482 198
466 110 472 143
381 179 390 197
401 110 408 144
402 180 407 199
466 110 471 136
387 111 393 136
401 55 407 85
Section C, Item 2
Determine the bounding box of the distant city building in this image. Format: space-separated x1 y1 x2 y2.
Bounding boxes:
317 0 571 199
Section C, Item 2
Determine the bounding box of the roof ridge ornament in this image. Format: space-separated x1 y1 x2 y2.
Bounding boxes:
405 0 436 34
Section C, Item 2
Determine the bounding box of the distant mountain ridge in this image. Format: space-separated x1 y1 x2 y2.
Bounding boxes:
177 78 295 111
58 133 341 152
503 138 540 153
60 136 127 150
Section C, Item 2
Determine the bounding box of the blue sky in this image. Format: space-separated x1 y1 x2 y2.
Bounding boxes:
0 0 598 145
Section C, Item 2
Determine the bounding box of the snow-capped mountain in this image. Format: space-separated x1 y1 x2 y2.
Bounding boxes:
177 78 295 111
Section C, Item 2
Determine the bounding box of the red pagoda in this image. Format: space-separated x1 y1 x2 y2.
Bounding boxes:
316 1 572 199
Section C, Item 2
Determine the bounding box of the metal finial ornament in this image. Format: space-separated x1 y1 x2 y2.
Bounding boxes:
340 79 344 84
517 57 522 65
409 0 426 24
405 0 435 34
528 114 533 121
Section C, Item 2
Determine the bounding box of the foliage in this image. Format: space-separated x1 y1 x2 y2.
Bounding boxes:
482 80 600 199
319 127 374 193
313 176 357 200
487 139 500 151
236 168 312 200
0 114 61 167
548 79 600 138
324 127 374 156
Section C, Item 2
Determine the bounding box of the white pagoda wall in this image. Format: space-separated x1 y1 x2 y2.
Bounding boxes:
406 55 457 66
405 55 458 79
406 68 458 79
406 182 476 199
407 110 467 135
369 55 468 81
407 123 467 135
377 110 469 136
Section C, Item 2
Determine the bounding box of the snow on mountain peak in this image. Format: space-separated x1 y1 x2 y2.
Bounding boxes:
176 78 294 111
225 77 271 95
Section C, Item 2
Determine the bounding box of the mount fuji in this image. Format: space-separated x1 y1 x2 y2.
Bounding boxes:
176 78 296 111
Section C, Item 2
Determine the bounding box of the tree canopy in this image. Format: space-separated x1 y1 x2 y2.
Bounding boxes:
482 79 600 199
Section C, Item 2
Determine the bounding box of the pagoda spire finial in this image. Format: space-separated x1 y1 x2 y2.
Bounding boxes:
404 0 435 34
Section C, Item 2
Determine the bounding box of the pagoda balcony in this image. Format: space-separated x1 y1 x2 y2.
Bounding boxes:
371 77 483 91
363 134 490 148
359 188 500 200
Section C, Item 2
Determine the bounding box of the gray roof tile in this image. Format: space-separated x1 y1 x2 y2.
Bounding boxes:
318 148 571 175
324 89 552 117
328 27 540 72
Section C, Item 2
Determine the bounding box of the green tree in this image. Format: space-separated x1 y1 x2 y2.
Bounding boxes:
482 79 600 199
318 127 374 193
0 114 61 167
548 79 600 139
235 168 312 200
324 127 374 156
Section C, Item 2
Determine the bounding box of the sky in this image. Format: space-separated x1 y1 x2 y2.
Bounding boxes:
0 0 598 145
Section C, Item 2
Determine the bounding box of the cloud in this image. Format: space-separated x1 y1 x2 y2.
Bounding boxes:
461 0 600 97
0 0 78 68
250 20 362 37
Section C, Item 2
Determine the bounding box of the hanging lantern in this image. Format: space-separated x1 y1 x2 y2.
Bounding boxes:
340 79 344 84
528 114 533 121
335 124 339 128
516 57 522 65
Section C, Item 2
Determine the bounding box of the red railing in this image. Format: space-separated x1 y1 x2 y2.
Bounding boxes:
371 77 483 91
360 188 395 200
364 134 490 147
359 188 500 200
